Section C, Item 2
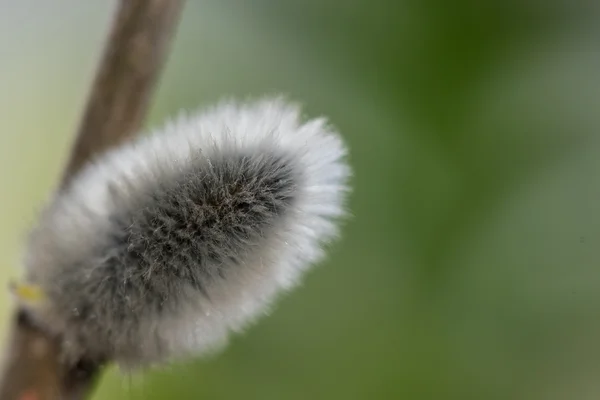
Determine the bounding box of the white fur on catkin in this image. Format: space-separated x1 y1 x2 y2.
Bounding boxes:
22 97 350 369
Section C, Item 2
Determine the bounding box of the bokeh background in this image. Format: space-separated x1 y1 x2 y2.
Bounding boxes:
2 1 600 399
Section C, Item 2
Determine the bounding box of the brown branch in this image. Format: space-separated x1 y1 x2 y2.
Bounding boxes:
0 1 184 399
62 0 185 185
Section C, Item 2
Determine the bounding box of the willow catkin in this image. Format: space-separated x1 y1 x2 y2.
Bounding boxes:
22 97 351 369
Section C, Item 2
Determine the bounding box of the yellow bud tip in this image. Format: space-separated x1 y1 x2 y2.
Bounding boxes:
9 281 46 305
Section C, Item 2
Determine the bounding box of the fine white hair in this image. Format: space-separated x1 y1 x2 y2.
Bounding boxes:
23 97 351 368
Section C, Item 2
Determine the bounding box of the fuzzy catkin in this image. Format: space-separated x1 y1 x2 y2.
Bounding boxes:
22 97 350 368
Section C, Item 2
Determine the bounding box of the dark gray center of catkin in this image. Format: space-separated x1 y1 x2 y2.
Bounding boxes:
99 152 298 316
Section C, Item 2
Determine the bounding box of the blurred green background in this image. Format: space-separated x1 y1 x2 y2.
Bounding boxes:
2 1 600 399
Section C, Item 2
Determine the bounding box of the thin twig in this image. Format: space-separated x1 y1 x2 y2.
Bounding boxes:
62 0 184 184
0 1 184 399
